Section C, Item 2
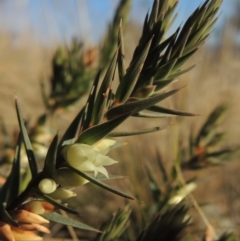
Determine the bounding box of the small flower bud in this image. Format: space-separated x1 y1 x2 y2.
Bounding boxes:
24 201 45 215
12 210 49 224
48 188 76 200
38 178 57 194
22 200 55 215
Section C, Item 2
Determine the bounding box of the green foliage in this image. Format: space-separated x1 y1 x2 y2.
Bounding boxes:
100 0 132 69
94 206 131 241
15 99 38 178
217 233 236 241
41 39 94 112
135 205 188 241
42 212 100 233
181 103 240 169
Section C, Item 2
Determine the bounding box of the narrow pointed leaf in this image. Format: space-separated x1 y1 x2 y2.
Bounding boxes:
167 64 195 79
106 88 180 119
149 0 159 26
196 104 227 145
20 167 31 193
172 28 192 58
155 58 178 79
68 165 135 200
91 173 127 181
153 79 177 91
108 125 169 137
92 50 118 125
100 0 131 68
171 49 198 73
0 204 19 227
34 189 78 214
15 99 38 177
133 112 174 118
7 134 21 204
77 112 132 145
42 212 100 232
58 108 84 152
117 20 126 82
0 117 10 147
147 105 197 116
0 175 10 203
82 70 101 131
115 37 153 103
43 134 58 177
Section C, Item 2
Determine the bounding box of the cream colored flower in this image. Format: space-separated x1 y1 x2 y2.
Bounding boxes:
62 139 118 178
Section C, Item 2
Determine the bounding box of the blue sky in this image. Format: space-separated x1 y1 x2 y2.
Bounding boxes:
0 0 235 45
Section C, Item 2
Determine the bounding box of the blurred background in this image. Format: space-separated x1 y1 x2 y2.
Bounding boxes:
0 0 240 240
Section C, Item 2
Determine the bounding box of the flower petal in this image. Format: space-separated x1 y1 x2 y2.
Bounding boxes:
31 224 50 234
95 154 117 166
95 166 109 178
62 144 97 167
18 223 50 233
11 227 43 241
23 201 45 215
23 201 54 215
78 160 96 172
93 139 116 155
12 210 49 224
0 222 14 241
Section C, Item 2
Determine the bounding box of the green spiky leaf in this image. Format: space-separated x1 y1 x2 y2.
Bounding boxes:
42 134 58 177
117 19 126 82
147 105 197 117
42 212 100 232
106 87 181 119
34 189 78 214
108 125 169 137
92 50 118 125
196 103 227 145
15 99 38 178
67 165 135 200
7 134 21 204
0 203 19 227
58 108 84 153
115 37 153 103
82 70 101 131
135 205 188 241
77 112 132 145
94 205 131 241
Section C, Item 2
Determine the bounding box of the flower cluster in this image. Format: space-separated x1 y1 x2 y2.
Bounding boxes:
61 139 118 179
0 139 118 240
0 210 50 241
